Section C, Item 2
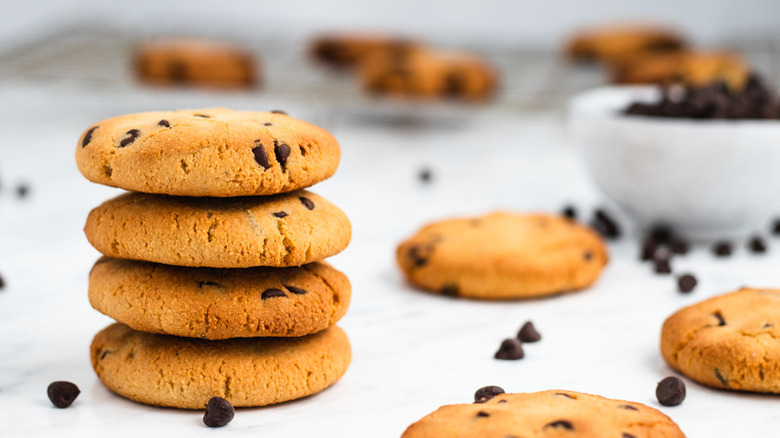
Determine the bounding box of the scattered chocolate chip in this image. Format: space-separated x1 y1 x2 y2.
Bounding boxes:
264 122 273 126
203 397 234 427
773 219 780 235
252 140 270 169
618 404 638 411
261 288 287 299
81 126 98 148
713 311 726 326
0 273 5 290
714 368 729 386
494 338 524 360
476 411 490 418
274 141 291 170
418 168 432 183
299 197 315 210
271 110 287 115
640 239 657 261
677 274 697 293
748 236 767 253
440 283 459 297
119 129 140 147
194 114 210 118
669 239 689 255
16 183 29 198
47 381 80 408
272 211 288 218
554 392 575 399
474 385 505 403
649 225 674 244
653 252 672 274
517 321 541 343
712 241 732 257
283 284 307 295
544 420 574 430
656 376 686 406
562 205 577 220
592 209 621 239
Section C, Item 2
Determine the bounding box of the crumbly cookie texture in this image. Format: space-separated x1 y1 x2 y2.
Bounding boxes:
566 24 685 63
84 189 351 268
90 323 351 409
396 212 608 299
89 258 351 339
135 39 258 88
76 108 340 197
661 288 780 393
402 390 685 438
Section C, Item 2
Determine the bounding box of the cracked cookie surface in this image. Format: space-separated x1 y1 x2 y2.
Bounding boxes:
402 390 685 437
91 323 351 409
661 288 780 393
89 257 350 339
84 189 351 268
75 108 340 197
396 212 608 299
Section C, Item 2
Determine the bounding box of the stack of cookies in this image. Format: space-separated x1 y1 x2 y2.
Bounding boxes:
75 108 352 409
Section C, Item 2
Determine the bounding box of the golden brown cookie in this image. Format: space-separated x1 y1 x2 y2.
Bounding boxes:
402 390 685 437
89 257 350 339
135 38 257 88
84 190 351 268
396 212 608 300
661 288 780 393
76 108 340 197
566 24 685 63
358 47 498 101
310 32 418 68
90 323 351 409
610 51 751 90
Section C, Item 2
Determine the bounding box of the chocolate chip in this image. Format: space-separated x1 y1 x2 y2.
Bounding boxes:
119 129 140 147
408 246 428 267
494 338 524 360
419 168 432 183
157 119 170 127
592 209 621 239
474 385 504 403
640 239 657 261
203 397 234 427
261 288 287 299
623 434 638 438
583 251 593 261
656 376 685 406
544 420 574 430
274 141 291 170
198 281 223 289
554 392 575 399
283 284 307 295
271 110 287 115
16 183 29 198
194 114 210 118
100 350 112 360
773 219 780 235
47 381 80 408
443 71 467 98
253 140 270 169
649 225 674 244
653 252 672 274
714 368 729 386
677 274 697 293
712 241 732 257
562 205 577 220
441 283 459 297
476 411 490 417
0 273 5 290
299 197 315 210
713 311 726 326
517 321 541 343
748 236 767 253
264 122 273 126
670 239 689 255
618 404 638 411
273 211 288 218
81 126 98 148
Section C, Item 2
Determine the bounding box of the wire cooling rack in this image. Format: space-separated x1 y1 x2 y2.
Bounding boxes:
1 22 778 114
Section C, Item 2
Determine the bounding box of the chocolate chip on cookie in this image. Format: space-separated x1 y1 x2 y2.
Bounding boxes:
544 420 574 430
262 288 287 299
299 196 315 210
47 381 80 408
656 376 686 406
203 397 235 427
494 338 524 360
157 119 170 127
474 385 505 403
119 129 140 147
81 126 98 148
517 321 541 343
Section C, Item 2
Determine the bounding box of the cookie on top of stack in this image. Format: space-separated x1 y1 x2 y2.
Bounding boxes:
76 108 352 409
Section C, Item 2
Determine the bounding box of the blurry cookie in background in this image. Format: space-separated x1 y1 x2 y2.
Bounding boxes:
135 38 258 89
310 32 418 69
611 51 751 90
565 24 686 63
359 47 498 102
396 212 608 300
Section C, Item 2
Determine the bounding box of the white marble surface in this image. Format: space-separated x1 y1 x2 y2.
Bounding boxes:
0 83 779 437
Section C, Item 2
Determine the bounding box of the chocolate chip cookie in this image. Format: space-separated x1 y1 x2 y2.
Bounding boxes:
566 24 685 63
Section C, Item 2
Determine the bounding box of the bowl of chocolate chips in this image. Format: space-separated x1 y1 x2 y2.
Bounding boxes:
569 75 780 239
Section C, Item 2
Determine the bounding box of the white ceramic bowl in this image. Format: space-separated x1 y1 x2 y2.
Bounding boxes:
569 86 780 240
